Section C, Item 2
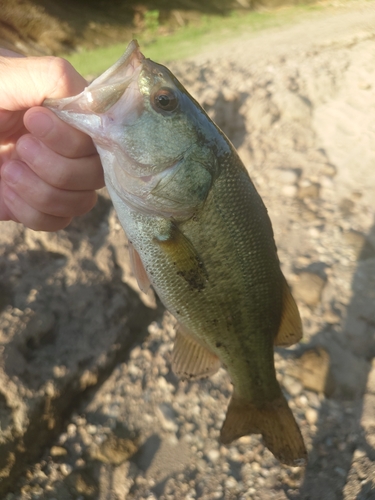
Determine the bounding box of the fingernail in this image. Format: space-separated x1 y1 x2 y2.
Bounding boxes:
2 160 24 185
25 112 53 138
17 136 40 163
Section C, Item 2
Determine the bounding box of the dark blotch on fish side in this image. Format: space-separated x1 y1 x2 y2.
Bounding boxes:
176 268 206 291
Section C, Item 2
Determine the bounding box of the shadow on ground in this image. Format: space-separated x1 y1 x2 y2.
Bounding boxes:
299 220 375 499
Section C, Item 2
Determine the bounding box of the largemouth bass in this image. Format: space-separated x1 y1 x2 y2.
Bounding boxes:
45 41 307 465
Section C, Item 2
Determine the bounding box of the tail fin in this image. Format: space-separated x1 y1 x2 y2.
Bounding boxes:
220 393 307 466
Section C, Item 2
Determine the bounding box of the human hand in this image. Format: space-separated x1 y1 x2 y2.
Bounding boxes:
0 49 104 231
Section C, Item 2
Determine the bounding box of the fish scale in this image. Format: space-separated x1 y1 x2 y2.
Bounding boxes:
44 40 307 466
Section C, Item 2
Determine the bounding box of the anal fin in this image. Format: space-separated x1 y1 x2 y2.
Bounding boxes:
128 242 151 294
220 392 307 466
274 277 303 347
172 328 221 380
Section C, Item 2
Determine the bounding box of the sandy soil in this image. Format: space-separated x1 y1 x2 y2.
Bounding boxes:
1 1 375 499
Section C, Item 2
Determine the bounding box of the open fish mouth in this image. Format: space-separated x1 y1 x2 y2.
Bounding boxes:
43 40 144 144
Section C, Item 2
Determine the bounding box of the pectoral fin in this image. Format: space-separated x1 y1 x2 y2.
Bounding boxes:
154 223 208 291
128 242 151 294
274 278 303 347
172 328 221 380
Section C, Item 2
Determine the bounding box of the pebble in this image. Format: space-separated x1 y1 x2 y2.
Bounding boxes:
207 449 220 462
323 308 341 324
361 394 375 430
297 182 320 199
86 424 97 435
282 375 303 396
276 168 299 184
225 477 238 489
282 185 298 197
67 424 77 437
50 446 67 457
305 408 318 426
252 462 261 472
60 463 73 476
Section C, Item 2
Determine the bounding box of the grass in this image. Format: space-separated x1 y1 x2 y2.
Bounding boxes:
62 3 325 77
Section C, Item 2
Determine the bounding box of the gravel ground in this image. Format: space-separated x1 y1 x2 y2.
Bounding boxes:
1 1 375 499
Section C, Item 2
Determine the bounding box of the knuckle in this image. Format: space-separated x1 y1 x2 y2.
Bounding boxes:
53 167 72 189
46 57 78 97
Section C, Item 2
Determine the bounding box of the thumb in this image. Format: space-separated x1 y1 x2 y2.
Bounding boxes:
0 51 86 112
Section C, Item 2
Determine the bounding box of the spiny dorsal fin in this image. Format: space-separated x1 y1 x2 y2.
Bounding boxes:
220 391 307 466
274 277 303 347
128 242 151 294
172 328 221 380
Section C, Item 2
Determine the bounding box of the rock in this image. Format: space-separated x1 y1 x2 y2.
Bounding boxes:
339 198 355 216
275 168 299 185
297 181 321 199
361 394 375 430
282 185 298 197
66 466 99 497
282 375 303 397
305 408 318 426
206 449 220 462
50 446 67 457
297 347 334 396
157 403 178 433
321 164 337 177
88 432 139 465
292 272 326 307
60 463 73 476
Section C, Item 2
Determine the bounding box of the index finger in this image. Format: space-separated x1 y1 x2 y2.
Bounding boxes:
0 55 86 111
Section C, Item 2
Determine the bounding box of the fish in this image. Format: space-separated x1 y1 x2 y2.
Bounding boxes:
44 40 307 466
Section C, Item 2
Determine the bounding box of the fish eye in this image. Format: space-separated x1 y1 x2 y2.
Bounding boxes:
152 88 178 113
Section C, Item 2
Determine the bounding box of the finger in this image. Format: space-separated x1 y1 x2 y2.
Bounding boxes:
1 182 72 231
16 134 104 191
0 49 24 58
0 180 19 221
0 109 25 136
1 160 97 218
23 107 96 158
0 55 86 110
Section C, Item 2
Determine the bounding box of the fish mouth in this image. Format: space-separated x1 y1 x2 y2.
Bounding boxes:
44 40 191 218
43 40 144 139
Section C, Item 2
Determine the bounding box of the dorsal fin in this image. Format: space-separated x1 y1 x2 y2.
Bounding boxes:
274 277 303 347
128 242 151 294
172 327 221 380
